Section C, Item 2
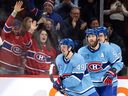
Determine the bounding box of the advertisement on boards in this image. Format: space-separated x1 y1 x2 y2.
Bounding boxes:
0 76 128 96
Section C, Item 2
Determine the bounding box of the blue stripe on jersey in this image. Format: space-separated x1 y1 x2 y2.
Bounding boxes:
27 51 35 58
2 41 12 50
72 73 83 80
3 24 12 33
102 62 111 69
84 69 89 74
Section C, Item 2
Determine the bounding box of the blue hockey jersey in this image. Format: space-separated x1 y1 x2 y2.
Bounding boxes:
78 43 123 87
109 42 123 87
55 53 98 96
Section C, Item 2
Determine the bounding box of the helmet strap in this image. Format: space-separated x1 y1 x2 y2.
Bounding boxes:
63 50 74 64
65 50 70 58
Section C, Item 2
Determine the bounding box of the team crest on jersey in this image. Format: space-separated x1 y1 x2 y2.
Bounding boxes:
11 45 22 55
88 62 103 72
34 52 51 63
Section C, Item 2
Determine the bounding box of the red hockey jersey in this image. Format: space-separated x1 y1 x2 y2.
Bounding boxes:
0 15 27 72
25 34 57 75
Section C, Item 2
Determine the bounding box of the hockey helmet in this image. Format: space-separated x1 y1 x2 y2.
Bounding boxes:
97 26 108 36
59 38 75 49
85 28 98 37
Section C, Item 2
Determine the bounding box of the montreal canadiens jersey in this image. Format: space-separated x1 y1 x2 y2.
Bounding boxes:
25 36 57 75
78 43 123 87
0 15 25 70
109 43 122 62
109 42 123 86
55 53 97 96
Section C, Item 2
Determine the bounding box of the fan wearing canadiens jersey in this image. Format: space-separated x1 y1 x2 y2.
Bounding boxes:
0 1 27 74
78 28 123 96
24 21 57 75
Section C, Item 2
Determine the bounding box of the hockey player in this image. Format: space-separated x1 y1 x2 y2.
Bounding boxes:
0 1 26 74
53 38 99 96
78 29 123 96
97 26 123 96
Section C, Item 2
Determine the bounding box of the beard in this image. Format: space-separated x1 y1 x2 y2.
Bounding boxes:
88 40 98 48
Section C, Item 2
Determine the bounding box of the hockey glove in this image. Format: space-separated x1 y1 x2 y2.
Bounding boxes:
53 77 63 91
59 88 67 95
103 68 117 85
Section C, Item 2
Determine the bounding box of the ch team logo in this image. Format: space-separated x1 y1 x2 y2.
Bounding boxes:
34 52 51 63
11 45 22 55
88 62 103 72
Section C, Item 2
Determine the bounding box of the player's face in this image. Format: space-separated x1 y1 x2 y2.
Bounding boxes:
87 35 98 47
40 30 48 43
98 33 106 43
60 45 70 55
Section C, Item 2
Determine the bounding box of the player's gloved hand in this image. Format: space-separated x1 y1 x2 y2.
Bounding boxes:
103 68 117 85
53 76 63 91
59 88 67 95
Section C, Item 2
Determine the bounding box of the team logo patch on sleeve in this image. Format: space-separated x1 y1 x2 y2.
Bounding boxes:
11 45 23 55
88 62 103 72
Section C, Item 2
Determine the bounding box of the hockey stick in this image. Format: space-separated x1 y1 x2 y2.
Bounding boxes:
49 64 86 95
49 63 68 96
49 63 55 83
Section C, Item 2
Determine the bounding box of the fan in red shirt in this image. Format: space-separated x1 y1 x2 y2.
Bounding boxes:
25 22 57 75
0 1 27 74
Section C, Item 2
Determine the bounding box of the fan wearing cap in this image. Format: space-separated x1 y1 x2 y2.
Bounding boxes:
53 38 99 96
78 28 124 96
27 0 63 26
97 26 124 96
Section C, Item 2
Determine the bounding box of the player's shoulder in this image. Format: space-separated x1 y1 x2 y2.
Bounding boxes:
56 54 63 59
74 53 84 59
72 53 85 63
78 46 88 53
110 42 121 48
100 43 112 50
